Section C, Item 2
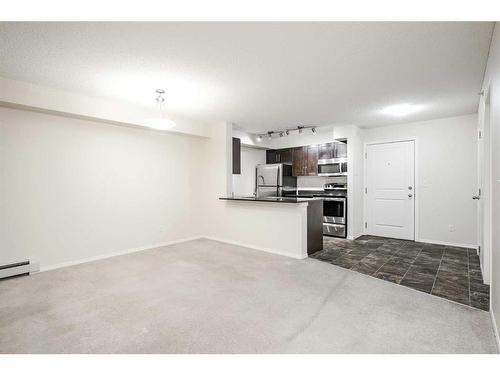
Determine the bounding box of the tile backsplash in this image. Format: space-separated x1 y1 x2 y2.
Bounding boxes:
297 176 347 189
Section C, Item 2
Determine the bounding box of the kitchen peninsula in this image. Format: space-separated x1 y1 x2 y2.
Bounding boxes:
219 196 323 257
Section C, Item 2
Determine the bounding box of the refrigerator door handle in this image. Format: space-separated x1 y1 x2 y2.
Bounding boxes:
276 164 280 187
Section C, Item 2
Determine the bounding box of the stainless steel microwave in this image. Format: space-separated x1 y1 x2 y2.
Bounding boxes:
317 158 347 176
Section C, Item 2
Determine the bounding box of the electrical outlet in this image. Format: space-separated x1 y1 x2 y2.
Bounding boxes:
449 225 455 232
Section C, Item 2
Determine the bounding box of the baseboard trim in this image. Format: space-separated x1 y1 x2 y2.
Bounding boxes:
353 232 364 240
202 236 307 260
40 236 203 272
491 306 500 353
417 238 478 250
37 235 307 273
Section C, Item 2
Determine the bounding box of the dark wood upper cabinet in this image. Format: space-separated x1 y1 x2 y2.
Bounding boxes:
266 150 277 164
279 148 293 164
292 146 306 176
266 141 345 176
232 137 241 174
334 142 347 158
306 145 318 176
319 143 334 160
266 148 294 164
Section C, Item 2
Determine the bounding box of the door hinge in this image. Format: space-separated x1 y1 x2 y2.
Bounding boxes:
365 152 367 159
365 187 367 194
479 129 483 139
365 222 367 229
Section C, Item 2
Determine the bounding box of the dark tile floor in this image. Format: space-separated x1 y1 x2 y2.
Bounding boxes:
311 235 490 311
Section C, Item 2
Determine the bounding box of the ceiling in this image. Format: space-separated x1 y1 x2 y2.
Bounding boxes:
0 22 494 132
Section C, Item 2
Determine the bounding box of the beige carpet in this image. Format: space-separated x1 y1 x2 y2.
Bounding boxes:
0 239 497 353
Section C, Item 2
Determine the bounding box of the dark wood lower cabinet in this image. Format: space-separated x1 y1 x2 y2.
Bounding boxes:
306 199 323 255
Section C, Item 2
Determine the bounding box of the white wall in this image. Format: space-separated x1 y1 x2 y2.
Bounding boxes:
200 121 309 259
0 77 209 138
0 107 203 269
361 114 478 247
480 22 500 342
231 146 265 196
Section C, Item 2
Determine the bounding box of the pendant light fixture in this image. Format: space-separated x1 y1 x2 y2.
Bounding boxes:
144 89 176 130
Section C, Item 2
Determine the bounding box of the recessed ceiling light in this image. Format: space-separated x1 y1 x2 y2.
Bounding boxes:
380 103 423 117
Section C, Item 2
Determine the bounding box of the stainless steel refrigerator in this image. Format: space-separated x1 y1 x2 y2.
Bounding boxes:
255 164 297 198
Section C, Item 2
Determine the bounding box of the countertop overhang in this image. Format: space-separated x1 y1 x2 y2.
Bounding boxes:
219 196 322 204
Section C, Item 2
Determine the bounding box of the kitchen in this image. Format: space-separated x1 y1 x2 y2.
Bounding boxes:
224 124 363 257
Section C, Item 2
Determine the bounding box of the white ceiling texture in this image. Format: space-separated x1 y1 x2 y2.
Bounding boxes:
0 22 494 132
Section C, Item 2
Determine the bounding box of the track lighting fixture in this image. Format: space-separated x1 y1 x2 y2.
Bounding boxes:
255 125 317 141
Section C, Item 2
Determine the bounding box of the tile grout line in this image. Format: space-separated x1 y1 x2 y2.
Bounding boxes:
369 241 410 278
429 249 445 295
321 238 488 311
399 245 425 283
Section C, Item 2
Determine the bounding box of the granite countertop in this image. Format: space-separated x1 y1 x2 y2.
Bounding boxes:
219 196 323 204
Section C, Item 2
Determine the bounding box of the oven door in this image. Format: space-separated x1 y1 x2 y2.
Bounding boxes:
323 223 346 237
323 197 346 224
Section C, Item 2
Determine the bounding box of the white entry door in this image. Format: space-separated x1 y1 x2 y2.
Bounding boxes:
476 90 491 283
366 141 415 240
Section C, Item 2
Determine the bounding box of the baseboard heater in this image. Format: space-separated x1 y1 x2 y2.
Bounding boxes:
0 261 31 280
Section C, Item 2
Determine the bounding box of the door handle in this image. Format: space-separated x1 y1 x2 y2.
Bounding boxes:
472 195 480 200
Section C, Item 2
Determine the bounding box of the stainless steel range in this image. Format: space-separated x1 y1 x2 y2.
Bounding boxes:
290 182 347 238
317 183 347 238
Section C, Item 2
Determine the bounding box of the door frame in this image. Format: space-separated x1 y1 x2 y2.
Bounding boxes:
478 84 492 284
363 138 419 241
